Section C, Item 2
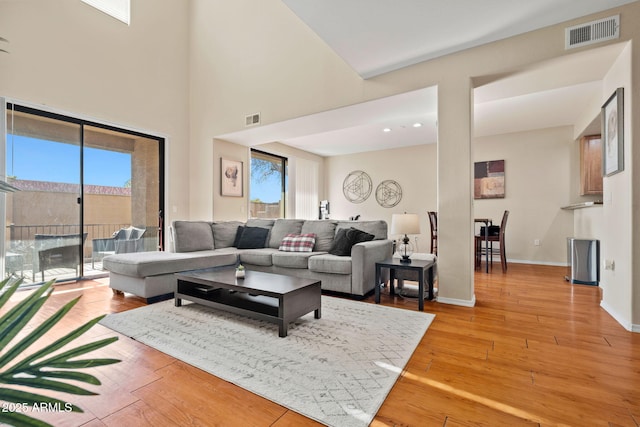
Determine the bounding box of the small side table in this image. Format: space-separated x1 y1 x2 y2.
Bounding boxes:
375 257 436 311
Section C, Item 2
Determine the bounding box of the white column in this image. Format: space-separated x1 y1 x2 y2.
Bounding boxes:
436 79 475 306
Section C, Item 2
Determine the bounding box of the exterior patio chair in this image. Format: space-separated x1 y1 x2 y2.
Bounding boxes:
33 233 88 281
92 226 146 268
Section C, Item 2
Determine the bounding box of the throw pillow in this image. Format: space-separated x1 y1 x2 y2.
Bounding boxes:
236 226 269 249
173 221 215 252
213 221 244 248
268 219 305 249
300 220 337 251
328 227 375 256
279 233 317 252
328 228 352 256
347 227 375 246
232 225 245 247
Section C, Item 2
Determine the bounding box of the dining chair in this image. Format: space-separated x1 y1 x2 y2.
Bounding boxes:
427 211 438 255
475 210 509 272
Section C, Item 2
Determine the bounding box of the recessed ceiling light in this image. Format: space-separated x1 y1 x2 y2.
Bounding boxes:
413 122 422 128
383 128 392 132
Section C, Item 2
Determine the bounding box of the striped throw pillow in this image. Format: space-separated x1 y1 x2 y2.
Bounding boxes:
279 233 317 252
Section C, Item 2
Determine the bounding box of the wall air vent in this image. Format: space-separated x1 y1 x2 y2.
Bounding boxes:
565 15 619 49
245 113 261 127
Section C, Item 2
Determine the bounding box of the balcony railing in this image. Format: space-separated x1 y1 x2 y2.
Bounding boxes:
7 223 130 256
5 223 151 284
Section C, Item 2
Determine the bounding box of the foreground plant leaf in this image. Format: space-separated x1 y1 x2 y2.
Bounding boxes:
0 278 120 427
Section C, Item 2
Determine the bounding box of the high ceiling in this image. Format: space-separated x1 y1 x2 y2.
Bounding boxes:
282 0 636 78
218 0 636 156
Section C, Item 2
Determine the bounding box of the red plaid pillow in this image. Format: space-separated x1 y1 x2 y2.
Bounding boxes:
279 233 317 252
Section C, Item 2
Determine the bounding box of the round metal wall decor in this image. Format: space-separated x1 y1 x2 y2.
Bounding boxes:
375 180 402 208
343 170 372 203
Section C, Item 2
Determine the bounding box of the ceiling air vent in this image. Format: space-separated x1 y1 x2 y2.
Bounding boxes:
565 15 619 49
245 113 261 127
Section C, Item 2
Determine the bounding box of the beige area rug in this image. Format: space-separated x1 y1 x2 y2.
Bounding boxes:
100 296 434 427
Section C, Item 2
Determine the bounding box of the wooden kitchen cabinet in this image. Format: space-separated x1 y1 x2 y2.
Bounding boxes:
580 135 603 196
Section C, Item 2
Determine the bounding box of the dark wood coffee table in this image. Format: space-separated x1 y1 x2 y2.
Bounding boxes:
174 268 321 337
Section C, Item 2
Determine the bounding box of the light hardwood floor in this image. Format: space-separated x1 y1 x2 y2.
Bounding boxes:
7 263 640 426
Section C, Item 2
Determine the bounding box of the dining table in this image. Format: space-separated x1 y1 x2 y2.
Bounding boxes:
475 218 492 273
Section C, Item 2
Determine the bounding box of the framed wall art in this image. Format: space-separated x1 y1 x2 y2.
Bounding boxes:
343 170 372 203
375 180 402 208
602 87 624 177
474 159 505 199
220 158 243 197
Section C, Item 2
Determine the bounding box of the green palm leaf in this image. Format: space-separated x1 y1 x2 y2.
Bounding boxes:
0 294 80 370
0 282 54 355
21 370 101 385
0 277 22 309
0 278 121 427
2 377 98 396
13 316 117 371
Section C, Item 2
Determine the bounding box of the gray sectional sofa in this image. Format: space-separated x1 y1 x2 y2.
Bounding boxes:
103 218 393 302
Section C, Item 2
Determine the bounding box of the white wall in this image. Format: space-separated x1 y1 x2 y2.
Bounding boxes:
190 0 640 308
474 127 575 265
325 126 578 265
0 0 191 229
600 43 633 329
211 140 325 222
4 0 638 323
188 0 362 220
325 144 437 253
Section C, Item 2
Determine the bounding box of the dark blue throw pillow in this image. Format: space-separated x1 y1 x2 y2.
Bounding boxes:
236 226 269 249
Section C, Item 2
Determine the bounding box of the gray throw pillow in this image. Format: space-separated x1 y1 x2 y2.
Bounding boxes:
173 221 214 252
212 221 243 248
301 220 337 251
269 219 305 248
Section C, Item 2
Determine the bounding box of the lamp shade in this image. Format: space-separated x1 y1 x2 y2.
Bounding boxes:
390 213 420 235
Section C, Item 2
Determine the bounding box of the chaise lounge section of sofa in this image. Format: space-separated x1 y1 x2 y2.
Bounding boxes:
103 218 393 302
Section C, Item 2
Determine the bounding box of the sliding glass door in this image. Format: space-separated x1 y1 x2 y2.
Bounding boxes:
5 105 83 283
2 101 164 284
83 125 162 273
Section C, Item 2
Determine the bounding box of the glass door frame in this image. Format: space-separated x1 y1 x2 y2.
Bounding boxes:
1 98 166 282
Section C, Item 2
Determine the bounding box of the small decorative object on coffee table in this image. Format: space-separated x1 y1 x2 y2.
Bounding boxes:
235 264 245 279
175 268 321 337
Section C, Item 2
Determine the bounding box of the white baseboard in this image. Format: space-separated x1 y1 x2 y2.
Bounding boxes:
508 259 568 267
437 294 476 307
600 300 634 332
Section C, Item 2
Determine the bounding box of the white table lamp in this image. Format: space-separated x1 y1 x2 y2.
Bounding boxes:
391 213 420 263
